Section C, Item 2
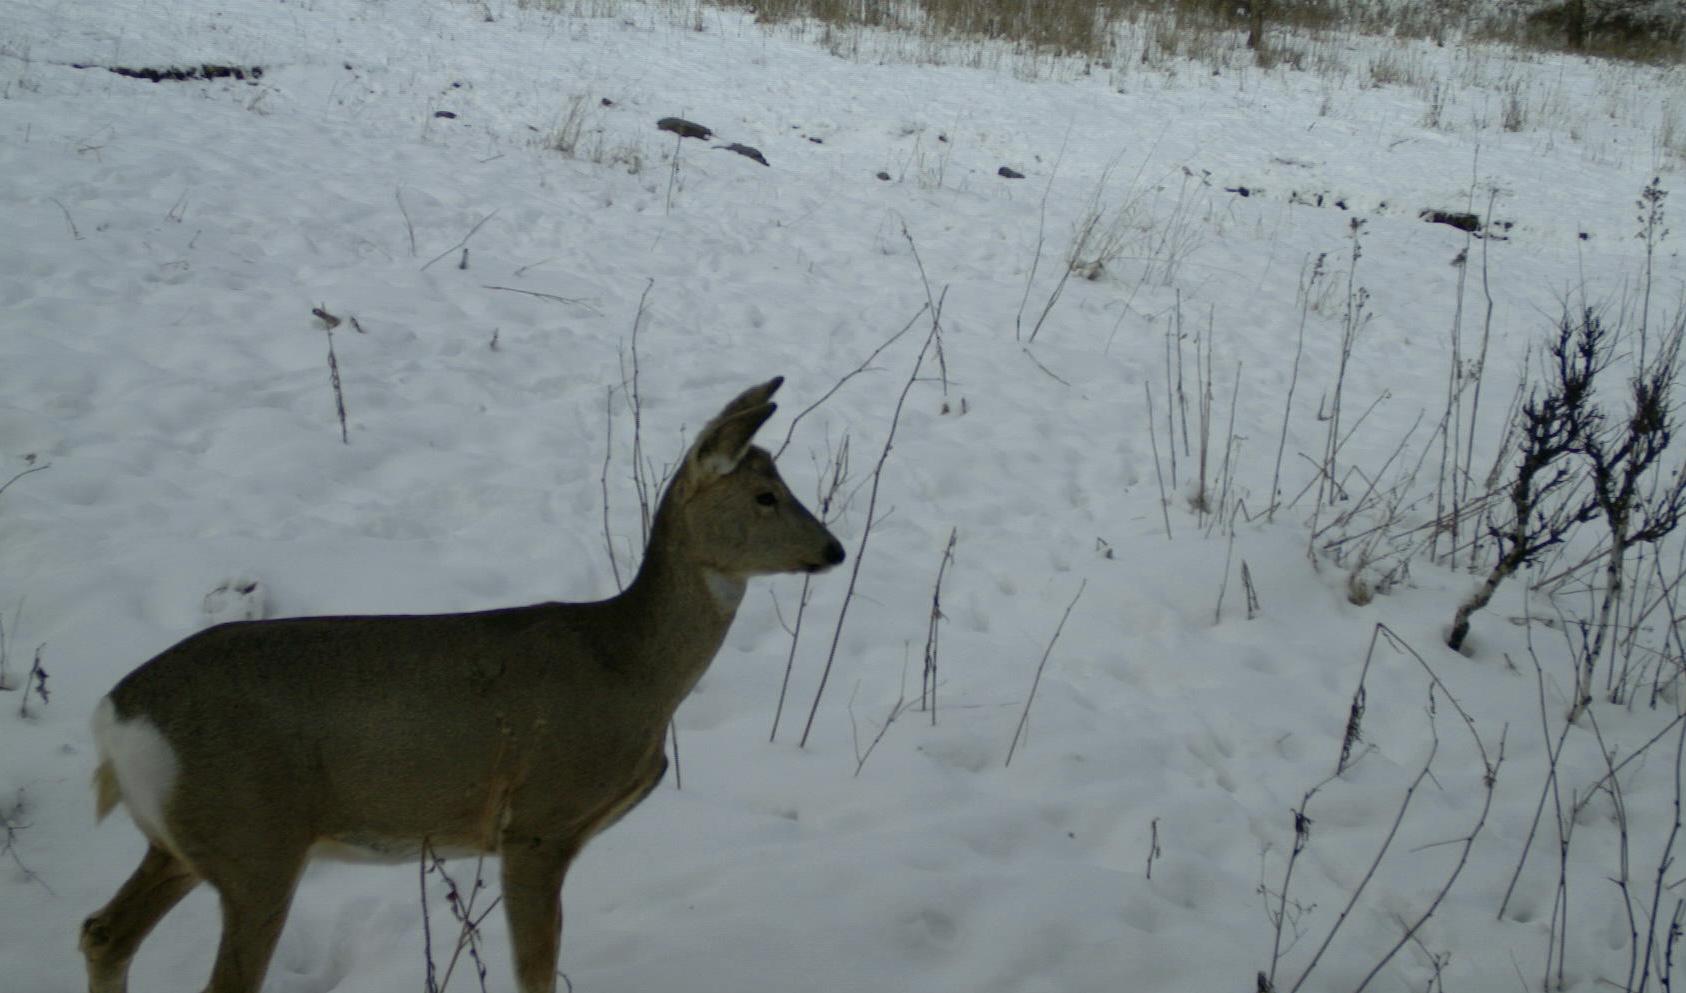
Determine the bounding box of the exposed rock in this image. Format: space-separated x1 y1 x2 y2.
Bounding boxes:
73 63 265 83
657 117 713 140
719 143 769 167
1420 209 1482 234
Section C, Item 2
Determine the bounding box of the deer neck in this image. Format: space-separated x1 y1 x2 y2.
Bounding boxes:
609 512 744 706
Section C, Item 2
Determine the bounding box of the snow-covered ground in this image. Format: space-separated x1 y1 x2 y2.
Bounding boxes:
3 1 1685 990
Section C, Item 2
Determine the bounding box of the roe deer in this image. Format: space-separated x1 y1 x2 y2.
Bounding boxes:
82 377 845 993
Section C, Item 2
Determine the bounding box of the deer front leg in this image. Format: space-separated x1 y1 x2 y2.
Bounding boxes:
500 840 576 993
498 750 669 991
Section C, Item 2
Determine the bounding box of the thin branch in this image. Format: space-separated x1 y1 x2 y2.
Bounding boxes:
396 187 416 257
1350 727 1505 993
775 308 923 459
1005 580 1087 767
601 386 623 591
853 660 913 778
481 285 596 310
1288 734 1438 993
1266 771 1341 989
0 463 50 505
922 527 958 724
420 209 498 272
1015 129 1068 341
49 197 80 240
798 288 942 749
1022 347 1072 387
1145 382 1173 540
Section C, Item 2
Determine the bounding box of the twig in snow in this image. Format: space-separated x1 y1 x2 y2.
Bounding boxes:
1336 627 1385 777
1242 561 1261 619
396 187 416 257
1022 347 1071 387
1005 580 1087 767
0 789 50 893
322 319 350 444
922 527 958 724
1635 709 1686 992
1286 733 1438 993
619 280 659 550
1015 129 1068 342
1269 254 1320 522
669 722 681 792
770 434 851 743
851 659 914 778
1265 770 1339 990
774 309 922 459
899 217 949 401
420 841 501 993
798 289 943 749
601 386 623 591
769 434 850 744
17 645 48 719
0 463 50 506
421 209 498 272
665 133 682 213
1348 725 1504 993
481 285 596 310
1214 527 1236 624
1145 381 1173 540
49 197 81 240
420 841 439 993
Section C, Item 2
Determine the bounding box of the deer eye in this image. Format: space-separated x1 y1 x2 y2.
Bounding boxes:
755 492 777 507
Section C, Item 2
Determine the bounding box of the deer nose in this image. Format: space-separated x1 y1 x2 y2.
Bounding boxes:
823 539 846 566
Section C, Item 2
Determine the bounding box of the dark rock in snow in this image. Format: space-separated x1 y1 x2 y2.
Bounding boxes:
998 166 1025 179
657 117 713 140
79 63 265 83
1420 209 1482 234
719 143 769 167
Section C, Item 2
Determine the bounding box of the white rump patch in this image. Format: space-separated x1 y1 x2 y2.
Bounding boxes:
93 697 180 851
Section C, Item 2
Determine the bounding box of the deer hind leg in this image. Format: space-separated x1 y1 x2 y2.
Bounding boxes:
200 844 310 993
83 842 202 993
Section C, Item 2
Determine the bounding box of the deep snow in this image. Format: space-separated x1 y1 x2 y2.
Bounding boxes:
3 1 1686 990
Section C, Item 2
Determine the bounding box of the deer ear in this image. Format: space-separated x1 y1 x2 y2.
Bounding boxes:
716 377 783 420
690 400 777 478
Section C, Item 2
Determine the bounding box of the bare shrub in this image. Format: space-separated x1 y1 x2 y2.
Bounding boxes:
1447 308 1601 652
1501 79 1528 132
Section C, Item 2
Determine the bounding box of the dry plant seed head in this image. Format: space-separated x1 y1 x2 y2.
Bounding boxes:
80 376 842 993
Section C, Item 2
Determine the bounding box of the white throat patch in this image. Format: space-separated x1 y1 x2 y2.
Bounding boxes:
703 570 746 612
